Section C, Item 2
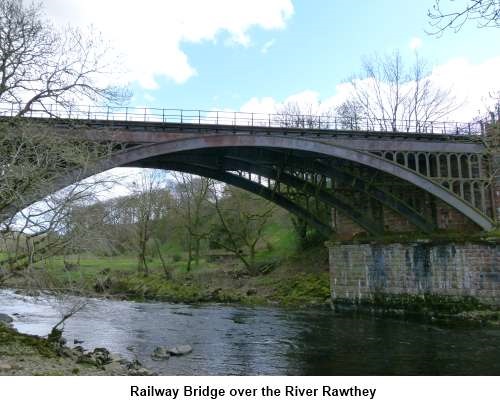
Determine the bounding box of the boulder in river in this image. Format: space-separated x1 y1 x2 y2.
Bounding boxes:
76 347 112 367
127 359 155 376
93 348 112 365
73 346 85 354
151 346 170 360
128 367 155 376
77 353 97 366
168 344 193 356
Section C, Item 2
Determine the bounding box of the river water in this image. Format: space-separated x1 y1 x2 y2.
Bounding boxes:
1 289 500 375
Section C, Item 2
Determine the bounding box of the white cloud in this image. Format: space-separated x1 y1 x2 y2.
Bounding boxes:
261 39 276 54
409 37 423 50
240 96 279 113
429 56 500 120
240 91 323 114
238 56 500 122
43 0 294 88
143 93 156 103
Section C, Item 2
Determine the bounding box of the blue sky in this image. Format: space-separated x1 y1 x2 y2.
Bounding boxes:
142 0 498 110
47 0 500 118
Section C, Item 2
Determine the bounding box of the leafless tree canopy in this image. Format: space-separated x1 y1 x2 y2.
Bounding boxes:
276 101 332 129
0 119 121 280
208 185 275 274
338 50 460 131
0 121 116 218
171 173 211 271
127 170 170 275
428 0 500 34
0 0 129 115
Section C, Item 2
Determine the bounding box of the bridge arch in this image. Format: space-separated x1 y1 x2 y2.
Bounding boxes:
103 134 493 231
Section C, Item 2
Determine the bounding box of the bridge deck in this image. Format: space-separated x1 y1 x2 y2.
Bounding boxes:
19 118 480 154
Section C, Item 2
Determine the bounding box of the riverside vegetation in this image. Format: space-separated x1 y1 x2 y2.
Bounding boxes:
3 226 332 308
1 174 335 308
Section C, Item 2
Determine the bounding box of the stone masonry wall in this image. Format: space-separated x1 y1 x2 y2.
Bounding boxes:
434 200 480 232
327 242 500 305
333 203 479 241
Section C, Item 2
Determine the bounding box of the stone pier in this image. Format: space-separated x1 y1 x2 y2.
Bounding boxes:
327 241 500 308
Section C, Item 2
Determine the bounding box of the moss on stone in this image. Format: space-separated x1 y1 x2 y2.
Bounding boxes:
332 293 496 319
327 230 500 245
0 323 58 358
271 272 331 306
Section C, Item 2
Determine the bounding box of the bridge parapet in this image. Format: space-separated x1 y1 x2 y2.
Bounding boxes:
0 103 486 137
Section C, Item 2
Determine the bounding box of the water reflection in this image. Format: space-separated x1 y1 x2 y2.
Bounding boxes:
1 289 500 375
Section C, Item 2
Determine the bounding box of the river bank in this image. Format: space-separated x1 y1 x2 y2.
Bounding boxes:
0 321 153 376
3 246 333 307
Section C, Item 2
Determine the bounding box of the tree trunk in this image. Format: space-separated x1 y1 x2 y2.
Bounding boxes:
154 238 170 279
186 234 192 272
292 216 309 248
194 238 200 266
249 245 256 274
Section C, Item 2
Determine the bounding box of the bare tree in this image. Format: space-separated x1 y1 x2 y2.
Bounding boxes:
208 185 274 274
126 170 170 275
0 169 118 281
0 0 130 283
170 173 211 272
339 50 459 132
0 0 129 224
428 0 500 34
0 120 119 220
276 101 333 129
0 0 128 115
335 99 366 130
486 90 500 121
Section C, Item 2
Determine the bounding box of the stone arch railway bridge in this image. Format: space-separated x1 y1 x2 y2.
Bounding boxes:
2 105 500 306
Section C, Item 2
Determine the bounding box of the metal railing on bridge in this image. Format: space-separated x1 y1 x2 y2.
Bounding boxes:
0 103 486 137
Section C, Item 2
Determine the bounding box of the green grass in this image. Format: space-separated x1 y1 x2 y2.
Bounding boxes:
256 223 298 261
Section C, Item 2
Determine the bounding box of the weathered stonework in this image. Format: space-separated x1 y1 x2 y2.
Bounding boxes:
327 241 500 307
332 203 480 241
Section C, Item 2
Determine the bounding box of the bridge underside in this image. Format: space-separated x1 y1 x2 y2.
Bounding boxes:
123 145 490 239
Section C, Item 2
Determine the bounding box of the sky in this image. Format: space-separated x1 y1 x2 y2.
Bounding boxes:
42 0 500 121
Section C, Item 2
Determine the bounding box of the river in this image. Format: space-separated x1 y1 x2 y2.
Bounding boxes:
1 289 500 375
